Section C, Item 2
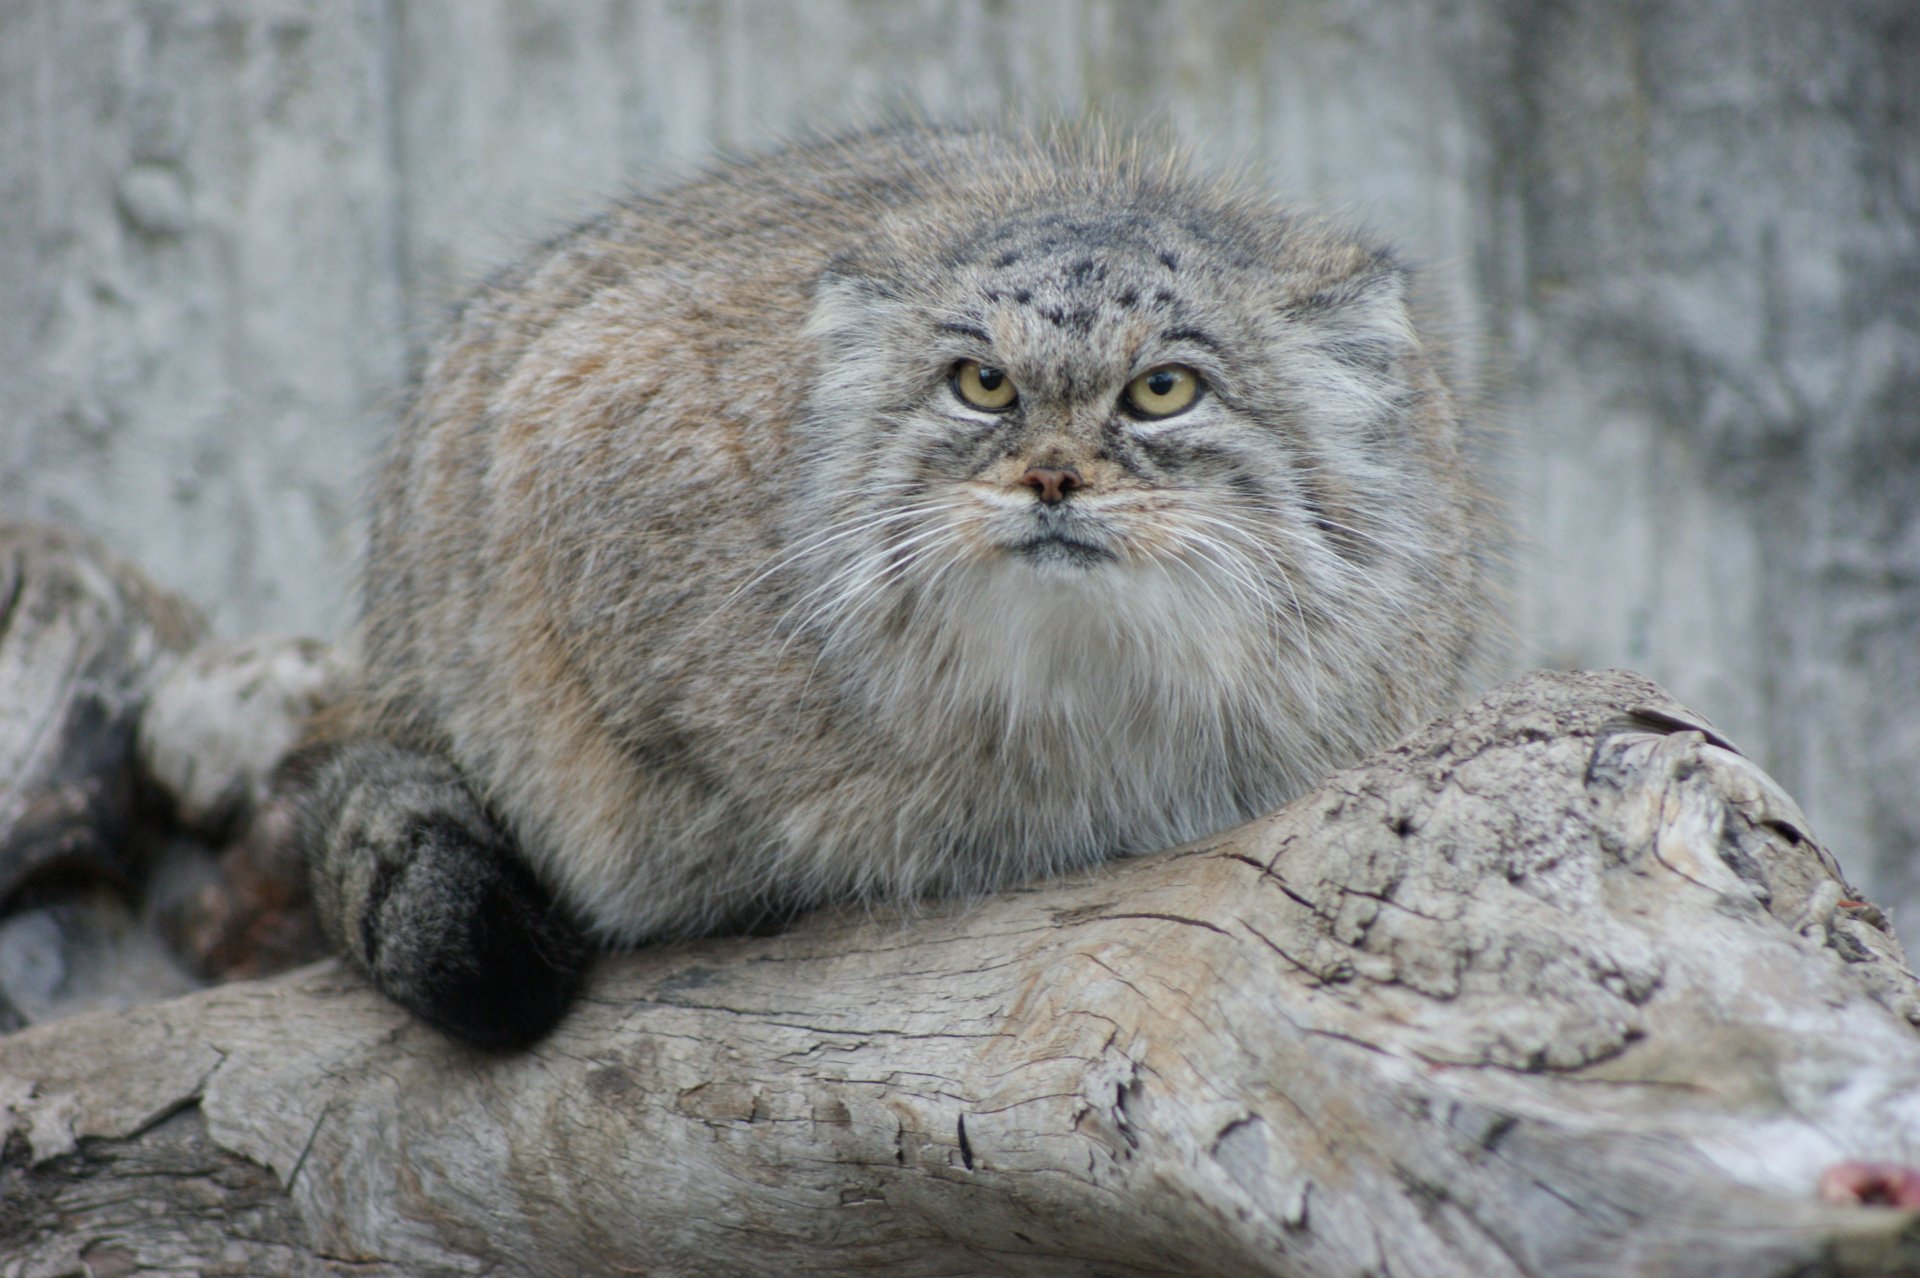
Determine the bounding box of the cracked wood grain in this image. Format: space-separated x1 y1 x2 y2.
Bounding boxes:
5 651 1920 1274
2 520 1918 1275
0 521 204 917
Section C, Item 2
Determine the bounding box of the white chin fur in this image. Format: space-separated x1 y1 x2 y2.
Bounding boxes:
930 555 1256 706
835 548 1307 862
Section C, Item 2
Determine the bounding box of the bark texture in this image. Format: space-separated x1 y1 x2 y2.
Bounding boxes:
0 520 205 898
4 652 1919 1276
0 522 339 1028
0 522 212 1030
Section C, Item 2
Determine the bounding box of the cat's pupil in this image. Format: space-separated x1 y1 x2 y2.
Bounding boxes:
1147 370 1177 396
978 367 1005 391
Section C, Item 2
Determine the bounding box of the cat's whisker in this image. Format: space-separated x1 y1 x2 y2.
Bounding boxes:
1151 522 1330 715
786 527 967 659
1180 505 1426 640
776 517 965 646
770 506 962 623
1225 496 1464 602
1157 514 1314 639
799 528 971 697
709 499 958 624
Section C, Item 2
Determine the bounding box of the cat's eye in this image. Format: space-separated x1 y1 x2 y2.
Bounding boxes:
951 360 1018 412
1123 365 1204 419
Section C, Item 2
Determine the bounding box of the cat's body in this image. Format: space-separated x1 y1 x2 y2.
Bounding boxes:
301 124 1496 1047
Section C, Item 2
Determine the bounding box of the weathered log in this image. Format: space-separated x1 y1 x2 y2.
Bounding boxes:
0 521 211 1029
134 632 343 980
4 651 1920 1275
0 520 204 907
0 522 342 1029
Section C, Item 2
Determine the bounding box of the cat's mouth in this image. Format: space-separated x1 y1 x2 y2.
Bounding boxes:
1011 530 1118 567
974 496 1122 569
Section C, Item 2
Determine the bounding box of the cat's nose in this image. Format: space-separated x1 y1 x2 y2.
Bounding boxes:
1020 466 1082 505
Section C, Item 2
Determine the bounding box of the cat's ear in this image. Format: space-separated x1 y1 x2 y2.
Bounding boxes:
804 261 907 346
1289 260 1417 378
802 265 925 407
1278 260 1425 439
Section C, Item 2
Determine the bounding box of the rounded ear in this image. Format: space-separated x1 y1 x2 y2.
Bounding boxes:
801 266 884 348
1290 262 1417 377
800 266 929 411
1274 262 1428 441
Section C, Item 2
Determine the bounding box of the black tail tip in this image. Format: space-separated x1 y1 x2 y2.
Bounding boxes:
411 931 588 1051
371 867 591 1052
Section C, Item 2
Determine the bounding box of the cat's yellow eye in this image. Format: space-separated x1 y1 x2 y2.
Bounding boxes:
951 360 1018 412
1123 365 1203 419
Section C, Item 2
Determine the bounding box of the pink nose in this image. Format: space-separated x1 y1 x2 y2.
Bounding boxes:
1020 467 1082 505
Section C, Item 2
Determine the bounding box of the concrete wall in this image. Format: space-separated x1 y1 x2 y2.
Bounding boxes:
5 1 1916 928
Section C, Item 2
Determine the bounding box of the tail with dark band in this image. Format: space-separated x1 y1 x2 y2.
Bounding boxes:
297 739 586 1049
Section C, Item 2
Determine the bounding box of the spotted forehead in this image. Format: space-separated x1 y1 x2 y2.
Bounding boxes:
939 212 1218 386
955 208 1192 297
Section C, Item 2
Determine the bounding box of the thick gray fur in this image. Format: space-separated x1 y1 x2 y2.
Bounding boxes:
301 122 1497 1044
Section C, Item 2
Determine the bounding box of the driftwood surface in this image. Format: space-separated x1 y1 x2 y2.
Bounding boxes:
3 521 1920 1277
0 521 204 907
0 521 208 1029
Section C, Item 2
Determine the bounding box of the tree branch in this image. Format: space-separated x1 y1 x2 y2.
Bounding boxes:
3 520 1919 1276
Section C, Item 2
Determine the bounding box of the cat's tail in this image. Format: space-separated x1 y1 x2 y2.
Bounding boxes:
292 736 586 1049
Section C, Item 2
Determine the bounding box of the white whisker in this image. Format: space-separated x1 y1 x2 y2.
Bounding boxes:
704 498 958 625
775 516 963 648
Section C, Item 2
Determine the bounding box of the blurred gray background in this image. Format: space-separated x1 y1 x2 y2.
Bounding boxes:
4 2 1917 929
